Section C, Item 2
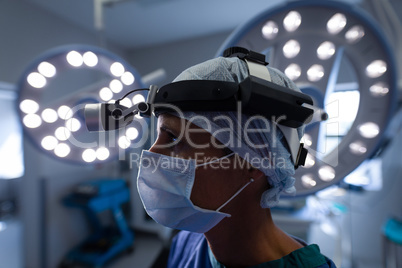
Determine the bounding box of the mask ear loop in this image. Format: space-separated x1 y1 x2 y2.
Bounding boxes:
216 178 255 213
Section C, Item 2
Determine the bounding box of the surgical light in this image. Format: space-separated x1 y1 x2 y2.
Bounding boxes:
284 63 301 80
132 94 145 105
20 99 39 114
23 114 42 128
17 45 145 164
83 51 98 67
27 72 46 88
318 166 335 182
96 147 110 161
262 21 279 40
41 108 58 123
366 60 387 78
57 105 73 120
126 127 139 140
110 79 123 93
302 174 317 188
38 62 56 78
349 141 367 155
345 25 365 43
283 11 301 32
119 97 132 108
216 0 398 196
317 41 335 60
110 62 125 77
283 40 300 58
65 118 81 132
307 64 324 82
41 136 58 151
370 82 389 97
54 143 70 158
327 13 347 34
302 134 313 147
66 50 83 67
82 149 97 162
121 72 135 85
55 127 71 141
118 136 131 149
99 87 113 101
303 153 316 168
358 122 380 138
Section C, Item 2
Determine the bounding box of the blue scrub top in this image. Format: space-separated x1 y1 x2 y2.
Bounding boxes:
167 231 337 268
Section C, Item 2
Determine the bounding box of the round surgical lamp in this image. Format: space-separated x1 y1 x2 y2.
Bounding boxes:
17 45 146 164
217 1 398 196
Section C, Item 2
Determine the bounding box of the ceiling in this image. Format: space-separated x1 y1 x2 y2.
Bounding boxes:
21 0 370 49
20 0 401 96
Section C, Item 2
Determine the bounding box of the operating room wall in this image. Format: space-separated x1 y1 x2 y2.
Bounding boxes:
0 1 130 268
345 127 402 267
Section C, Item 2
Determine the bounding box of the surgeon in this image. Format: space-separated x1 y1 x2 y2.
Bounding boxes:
136 53 336 267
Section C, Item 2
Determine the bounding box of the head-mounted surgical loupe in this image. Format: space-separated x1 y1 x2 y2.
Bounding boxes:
84 47 327 168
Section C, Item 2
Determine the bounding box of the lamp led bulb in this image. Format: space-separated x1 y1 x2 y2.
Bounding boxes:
23 114 42 128
126 127 139 140
366 60 387 78
302 174 317 188
132 94 145 105
41 108 58 123
41 136 58 151
317 41 335 60
121 72 135 85
57 105 73 120
55 127 71 141
345 25 365 43
99 87 113 101
283 11 301 32
327 13 347 34
27 72 47 89
283 40 300 58
318 166 336 182
110 62 125 77
262 21 279 39
20 99 39 114
96 147 110 160
110 79 123 93
307 64 325 82
38 62 56 78
82 149 97 162
83 51 98 67
118 136 131 149
358 122 380 138
54 143 70 158
66 51 83 67
284 63 301 80
370 82 389 97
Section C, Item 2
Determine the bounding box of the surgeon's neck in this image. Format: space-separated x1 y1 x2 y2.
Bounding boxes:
204 206 303 268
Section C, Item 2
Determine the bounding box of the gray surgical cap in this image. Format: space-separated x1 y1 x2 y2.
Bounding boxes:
172 57 304 208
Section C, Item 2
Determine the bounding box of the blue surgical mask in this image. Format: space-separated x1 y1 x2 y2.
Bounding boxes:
137 150 253 233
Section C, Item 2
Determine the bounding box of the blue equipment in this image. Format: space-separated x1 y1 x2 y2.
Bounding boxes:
60 179 134 268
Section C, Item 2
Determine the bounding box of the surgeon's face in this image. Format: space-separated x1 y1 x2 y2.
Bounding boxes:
149 113 253 212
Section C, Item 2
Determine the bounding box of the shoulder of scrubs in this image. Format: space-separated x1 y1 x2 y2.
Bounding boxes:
167 231 212 268
208 237 337 268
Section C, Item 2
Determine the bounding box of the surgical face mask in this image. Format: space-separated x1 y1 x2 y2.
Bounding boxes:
137 150 254 233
